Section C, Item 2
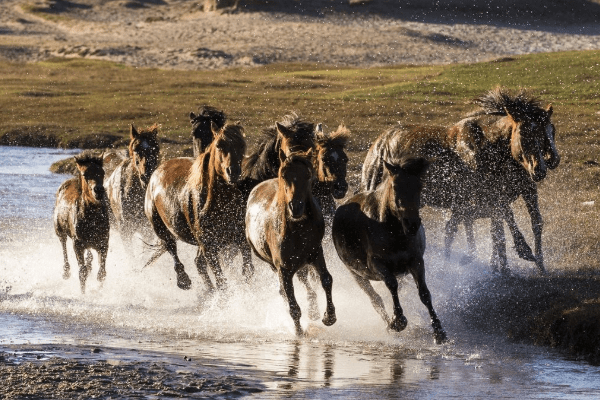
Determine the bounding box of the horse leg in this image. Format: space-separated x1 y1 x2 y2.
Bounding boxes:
97 244 108 283
310 248 336 327
523 187 546 274
444 213 460 260
490 216 508 273
350 270 391 327
194 249 215 293
380 266 407 332
59 235 71 280
461 217 476 265
502 205 535 262
409 258 447 344
297 266 320 321
74 242 89 294
204 247 226 291
278 268 303 336
85 250 93 274
161 237 191 290
240 242 255 283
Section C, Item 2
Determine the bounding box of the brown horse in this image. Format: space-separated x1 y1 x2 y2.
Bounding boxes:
245 150 336 335
361 87 557 273
105 124 160 249
53 152 109 293
190 105 227 157
333 154 446 343
144 122 247 291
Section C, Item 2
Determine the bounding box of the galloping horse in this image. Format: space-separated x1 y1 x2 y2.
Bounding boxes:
53 152 109 293
190 105 227 157
245 150 337 335
144 122 247 291
333 154 447 343
105 124 160 249
361 87 558 273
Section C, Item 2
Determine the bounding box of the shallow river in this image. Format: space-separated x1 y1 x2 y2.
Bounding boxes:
1 146 599 398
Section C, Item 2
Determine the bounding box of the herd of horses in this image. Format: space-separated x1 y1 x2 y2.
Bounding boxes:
53 87 559 343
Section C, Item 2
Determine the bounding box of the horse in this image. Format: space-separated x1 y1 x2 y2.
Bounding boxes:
104 124 160 250
361 87 557 273
245 150 337 335
312 124 350 224
144 122 248 291
53 152 109 294
190 105 227 157
333 154 447 344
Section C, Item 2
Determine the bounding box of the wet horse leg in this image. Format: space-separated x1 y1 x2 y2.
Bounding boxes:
240 241 255 283
379 264 408 332
278 267 303 336
502 204 535 262
490 216 508 273
163 237 191 290
59 235 71 280
462 217 476 265
297 266 320 321
203 247 226 290
194 248 215 293
310 248 336 327
74 242 89 294
85 250 93 274
409 258 447 344
444 213 459 260
350 270 391 326
522 187 546 274
97 244 108 283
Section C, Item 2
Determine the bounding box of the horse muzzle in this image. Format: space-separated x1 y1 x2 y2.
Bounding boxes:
332 181 348 199
288 200 306 219
93 185 106 201
226 167 241 184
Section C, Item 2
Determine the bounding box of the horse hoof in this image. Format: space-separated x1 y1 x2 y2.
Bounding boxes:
322 311 337 327
389 315 408 332
97 271 106 282
63 270 71 280
177 273 192 290
434 330 448 345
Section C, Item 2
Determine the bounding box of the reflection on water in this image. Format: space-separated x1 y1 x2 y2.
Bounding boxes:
1 145 600 399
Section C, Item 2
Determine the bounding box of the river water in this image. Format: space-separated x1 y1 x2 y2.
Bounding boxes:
0 145 599 398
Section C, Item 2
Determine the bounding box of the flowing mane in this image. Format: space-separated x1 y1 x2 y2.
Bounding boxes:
469 86 546 120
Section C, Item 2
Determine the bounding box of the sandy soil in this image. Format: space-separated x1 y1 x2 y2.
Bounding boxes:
1 0 600 70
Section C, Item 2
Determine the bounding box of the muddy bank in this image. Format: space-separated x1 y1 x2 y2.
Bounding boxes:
0 344 265 399
455 274 600 365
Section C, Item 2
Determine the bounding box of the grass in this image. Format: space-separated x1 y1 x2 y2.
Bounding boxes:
1 51 600 272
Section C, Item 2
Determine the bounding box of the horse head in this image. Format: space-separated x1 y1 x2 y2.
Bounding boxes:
542 111 560 170
383 156 429 236
211 121 246 184
315 124 350 199
190 105 227 155
275 114 315 164
74 152 105 204
129 124 160 186
279 149 314 220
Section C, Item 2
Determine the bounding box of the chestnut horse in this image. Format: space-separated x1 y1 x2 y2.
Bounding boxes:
361 87 558 273
53 152 109 293
190 105 227 157
144 122 247 291
105 124 160 249
245 150 337 335
333 155 447 344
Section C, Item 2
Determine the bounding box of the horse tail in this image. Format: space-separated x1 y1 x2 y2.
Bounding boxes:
142 240 167 269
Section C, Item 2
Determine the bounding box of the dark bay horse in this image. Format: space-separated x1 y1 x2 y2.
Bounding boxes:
53 152 109 293
144 122 248 291
190 105 227 157
105 124 160 249
361 87 558 273
245 150 337 335
333 155 446 344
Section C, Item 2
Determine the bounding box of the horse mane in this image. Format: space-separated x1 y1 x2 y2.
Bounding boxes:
192 105 227 129
187 123 245 196
469 86 545 120
315 124 350 149
74 151 103 168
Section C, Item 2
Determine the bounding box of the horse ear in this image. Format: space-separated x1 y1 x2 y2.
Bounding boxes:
276 122 293 139
210 121 220 136
190 112 196 122
504 106 525 123
546 104 553 117
382 159 399 175
130 124 139 139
